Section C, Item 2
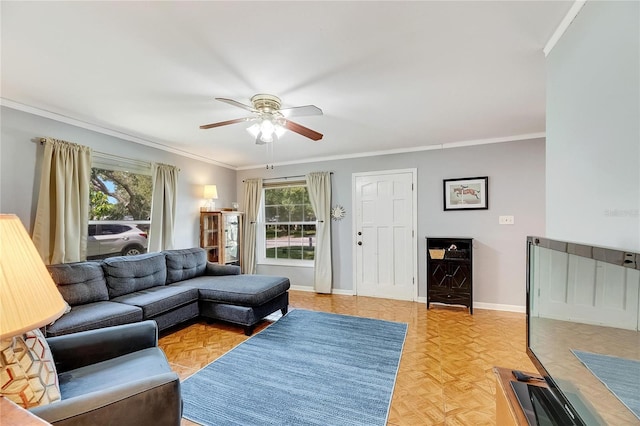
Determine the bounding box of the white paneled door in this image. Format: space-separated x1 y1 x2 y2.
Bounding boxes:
353 169 416 300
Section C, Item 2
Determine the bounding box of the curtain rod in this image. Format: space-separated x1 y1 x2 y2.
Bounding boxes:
243 172 333 183
40 138 136 161
39 138 179 171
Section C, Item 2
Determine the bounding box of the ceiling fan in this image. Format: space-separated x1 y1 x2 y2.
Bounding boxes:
200 94 323 144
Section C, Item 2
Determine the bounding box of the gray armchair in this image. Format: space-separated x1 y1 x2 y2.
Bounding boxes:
31 321 181 426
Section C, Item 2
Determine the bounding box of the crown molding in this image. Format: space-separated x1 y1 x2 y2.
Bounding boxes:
2 98 544 172
543 0 586 57
235 132 546 171
0 98 237 170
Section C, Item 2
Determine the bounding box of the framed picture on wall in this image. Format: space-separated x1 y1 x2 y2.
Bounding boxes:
443 176 488 211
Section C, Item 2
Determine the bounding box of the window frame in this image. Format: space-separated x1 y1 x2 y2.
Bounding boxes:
257 182 316 267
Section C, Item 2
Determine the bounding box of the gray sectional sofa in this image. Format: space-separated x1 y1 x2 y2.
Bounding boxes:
46 247 290 336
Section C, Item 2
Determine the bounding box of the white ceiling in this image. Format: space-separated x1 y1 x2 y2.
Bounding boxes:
1 1 572 169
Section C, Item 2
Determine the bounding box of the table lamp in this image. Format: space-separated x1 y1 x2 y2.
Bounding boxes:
0 214 68 408
203 184 218 211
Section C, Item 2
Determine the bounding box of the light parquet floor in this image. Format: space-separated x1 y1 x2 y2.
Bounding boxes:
158 291 536 425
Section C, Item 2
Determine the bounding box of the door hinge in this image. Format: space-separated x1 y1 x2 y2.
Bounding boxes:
412 183 414 190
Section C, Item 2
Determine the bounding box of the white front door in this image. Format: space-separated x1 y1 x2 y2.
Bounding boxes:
353 169 416 300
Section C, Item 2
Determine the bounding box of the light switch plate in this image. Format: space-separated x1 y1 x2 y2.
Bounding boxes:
499 215 515 225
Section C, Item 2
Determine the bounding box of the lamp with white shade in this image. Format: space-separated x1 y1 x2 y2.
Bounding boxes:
203 185 218 211
0 214 68 408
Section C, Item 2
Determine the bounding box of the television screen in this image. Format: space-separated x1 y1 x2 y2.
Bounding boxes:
526 237 640 425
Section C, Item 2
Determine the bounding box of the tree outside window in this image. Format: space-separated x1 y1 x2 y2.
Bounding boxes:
87 167 152 259
90 168 152 221
263 186 316 261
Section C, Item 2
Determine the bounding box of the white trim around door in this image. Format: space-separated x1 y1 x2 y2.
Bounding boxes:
352 168 418 301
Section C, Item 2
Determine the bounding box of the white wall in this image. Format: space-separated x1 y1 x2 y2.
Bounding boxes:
0 106 236 248
237 138 546 309
546 1 640 251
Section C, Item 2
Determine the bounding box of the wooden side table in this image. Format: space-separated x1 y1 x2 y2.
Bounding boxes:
494 366 547 426
0 397 50 425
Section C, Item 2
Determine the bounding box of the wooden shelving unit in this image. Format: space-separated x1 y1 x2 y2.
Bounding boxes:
200 211 243 267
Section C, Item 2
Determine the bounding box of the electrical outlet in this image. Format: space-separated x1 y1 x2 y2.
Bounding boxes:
499 215 515 225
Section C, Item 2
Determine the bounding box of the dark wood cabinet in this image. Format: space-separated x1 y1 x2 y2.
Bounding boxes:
426 237 473 314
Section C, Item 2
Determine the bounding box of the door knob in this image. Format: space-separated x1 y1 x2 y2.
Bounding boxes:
357 241 363 246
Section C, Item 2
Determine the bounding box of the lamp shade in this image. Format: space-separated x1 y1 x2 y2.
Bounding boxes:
203 185 218 199
0 214 67 339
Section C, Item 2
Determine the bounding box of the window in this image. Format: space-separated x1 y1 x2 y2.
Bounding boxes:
261 184 316 264
88 153 152 259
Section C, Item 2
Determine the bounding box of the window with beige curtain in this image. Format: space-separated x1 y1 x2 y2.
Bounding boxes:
242 178 263 274
148 163 179 252
306 172 332 293
33 138 92 265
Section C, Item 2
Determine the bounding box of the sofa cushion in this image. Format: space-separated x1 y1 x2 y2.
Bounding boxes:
111 286 199 318
174 275 290 306
206 263 241 276
163 248 207 284
102 252 167 298
46 301 143 337
58 347 173 399
47 262 109 306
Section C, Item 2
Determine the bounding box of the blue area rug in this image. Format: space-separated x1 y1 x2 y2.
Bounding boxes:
572 349 640 420
181 309 407 426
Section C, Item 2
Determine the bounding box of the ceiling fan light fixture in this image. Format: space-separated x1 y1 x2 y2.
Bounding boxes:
247 123 261 138
203 94 323 142
247 118 287 143
260 119 275 137
259 131 274 143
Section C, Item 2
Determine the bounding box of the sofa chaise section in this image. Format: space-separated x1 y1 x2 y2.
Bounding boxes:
165 248 290 335
47 262 143 337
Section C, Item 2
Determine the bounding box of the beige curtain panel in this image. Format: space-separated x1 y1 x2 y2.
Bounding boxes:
306 172 332 293
148 163 179 252
242 178 263 274
33 138 92 265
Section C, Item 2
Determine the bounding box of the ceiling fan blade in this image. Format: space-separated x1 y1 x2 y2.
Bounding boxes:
215 98 257 113
283 119 323 141
199 117 251 129
279 105 323 118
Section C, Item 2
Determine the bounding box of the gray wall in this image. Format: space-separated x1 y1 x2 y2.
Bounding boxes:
546 1 640 251
0 106 236 248
1 106 545 309
237 138 545 309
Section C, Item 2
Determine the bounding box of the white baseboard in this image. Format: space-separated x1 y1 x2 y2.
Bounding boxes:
426 301 525 313
331 288 355 296
289 287 525 313
473 302 525 313
289 285 354 296
289 285 314 292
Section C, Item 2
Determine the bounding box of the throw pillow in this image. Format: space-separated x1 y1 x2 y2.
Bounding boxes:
49 302 72 325
0 328 61 408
